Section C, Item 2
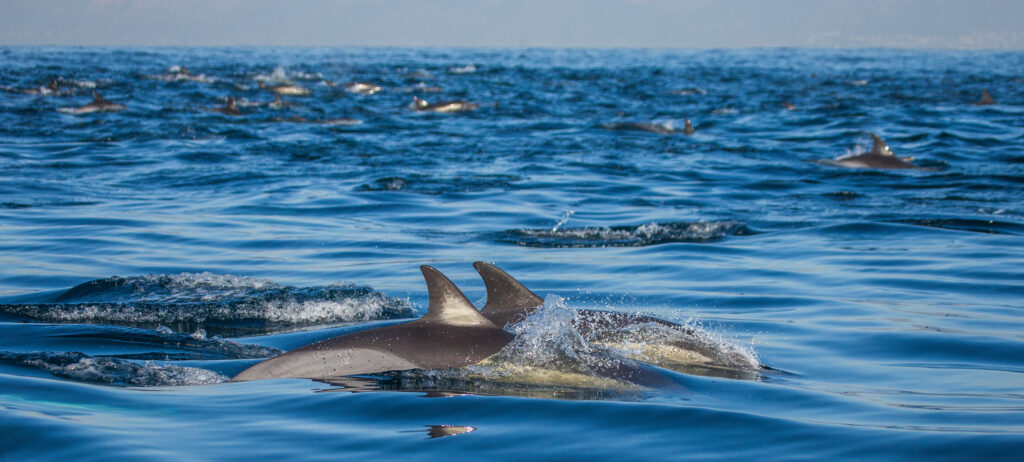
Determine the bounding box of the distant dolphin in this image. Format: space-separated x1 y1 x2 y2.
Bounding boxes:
345 82 382 95
14 78 68 95
58 91 126 114
828 133 917 169
208 96 242 116
258 81 311 96
602 121 692 135
972 89 995 106
472 262 759 375
232 266 514 381
410 96 478 113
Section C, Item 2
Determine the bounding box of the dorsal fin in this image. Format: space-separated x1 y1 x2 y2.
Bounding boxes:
420 265 497 327
274 93 282 103
869 133 894 156
978 89 994 105
92 91 105 103
225 97 236 109
683 119 695 135
180 66 190 76
473 262 544 327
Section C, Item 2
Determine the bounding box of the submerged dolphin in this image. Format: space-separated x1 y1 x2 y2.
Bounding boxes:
232 266 514 381
473 262 758 375
602 120 694 135
828 133 917 169
59 91 126 114
410 96 478 113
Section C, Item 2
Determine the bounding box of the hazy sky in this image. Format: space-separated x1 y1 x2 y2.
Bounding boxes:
3 0 1023 49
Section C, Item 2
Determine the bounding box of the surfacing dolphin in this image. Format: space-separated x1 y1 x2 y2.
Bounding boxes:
58 91 127 114
208 96 242 116
232 266 514 381
258 81 311 96
602 119 694 135
472 262 760 376
410 96 479 113
826 133 917 170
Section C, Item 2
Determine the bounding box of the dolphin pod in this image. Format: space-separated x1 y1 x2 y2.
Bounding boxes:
233 262 759 383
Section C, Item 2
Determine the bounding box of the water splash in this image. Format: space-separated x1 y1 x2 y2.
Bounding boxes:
0 273 417 335
497 221 753 248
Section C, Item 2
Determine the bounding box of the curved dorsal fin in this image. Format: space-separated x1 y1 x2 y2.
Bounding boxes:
869 133 894 156
420 265 497 327
473 262 544 327
274 93 282 103
225 97 236 109
979 89 994 105
92 91 105 103
180 65 190 76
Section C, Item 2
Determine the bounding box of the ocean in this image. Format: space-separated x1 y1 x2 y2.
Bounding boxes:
0 47 1022 460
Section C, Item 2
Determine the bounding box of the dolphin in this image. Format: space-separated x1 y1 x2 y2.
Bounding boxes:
472 262 759 376
345 82 382 95
972 89 995 106
258 81 311 96
410 96 478 113
232 266 514 381
15 78 68 95
602 121 689 135
682 119 695 135
829 133 917 169
208 96 242 116
59 91 126 114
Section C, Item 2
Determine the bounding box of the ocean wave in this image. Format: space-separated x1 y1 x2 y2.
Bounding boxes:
492 221 753 248
0 273 417 334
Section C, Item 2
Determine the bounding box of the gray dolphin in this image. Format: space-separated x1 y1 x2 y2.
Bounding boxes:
473 262 760 376
410 96 478 113
59 91 126 114
829 133 917 169
232 266 514 381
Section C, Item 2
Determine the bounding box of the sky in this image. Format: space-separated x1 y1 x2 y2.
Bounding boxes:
2 0 1023 49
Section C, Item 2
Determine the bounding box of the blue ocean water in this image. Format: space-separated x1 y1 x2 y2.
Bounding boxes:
1 47 1023 460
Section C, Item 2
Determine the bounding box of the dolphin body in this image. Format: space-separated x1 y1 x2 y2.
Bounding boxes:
232 266 514 381
60 91 126 114
828 133 917 169
345 82 382 95
472 262 758 375
603 120 694 135
410 96 478 113
258 81 311 96
208 97 242 116
13 78 69 96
